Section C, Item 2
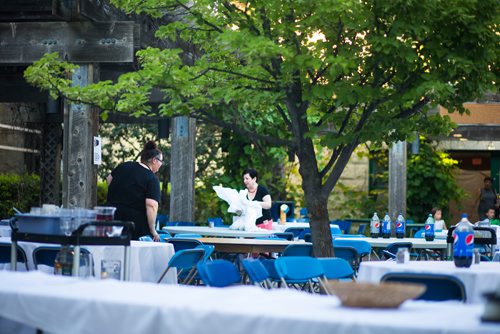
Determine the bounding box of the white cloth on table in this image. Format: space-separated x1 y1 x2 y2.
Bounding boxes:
0 237 176 284
358 260 500 304
0 271 498 334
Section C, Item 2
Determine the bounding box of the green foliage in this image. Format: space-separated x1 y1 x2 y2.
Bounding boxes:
407 139 465 222
0 173 40 218
96 181 108 206
330 182 387 219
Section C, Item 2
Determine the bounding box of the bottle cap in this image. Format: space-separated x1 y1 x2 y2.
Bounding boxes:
461 213 468 218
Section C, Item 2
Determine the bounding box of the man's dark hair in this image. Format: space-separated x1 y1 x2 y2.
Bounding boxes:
242 168 258 180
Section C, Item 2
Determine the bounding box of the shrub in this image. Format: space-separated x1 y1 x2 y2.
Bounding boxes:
0 173 40 218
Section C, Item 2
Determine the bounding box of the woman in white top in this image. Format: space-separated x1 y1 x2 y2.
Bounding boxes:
432 207 447 231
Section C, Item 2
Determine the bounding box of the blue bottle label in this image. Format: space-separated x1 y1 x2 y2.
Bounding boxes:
382 220 391 233
396 220 405 233
425 223 434 236
453 231 474 257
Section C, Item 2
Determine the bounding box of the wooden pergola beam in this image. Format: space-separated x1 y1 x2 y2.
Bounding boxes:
0 21 136 64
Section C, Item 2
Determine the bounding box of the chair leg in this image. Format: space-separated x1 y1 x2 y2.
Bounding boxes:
157 266 172 283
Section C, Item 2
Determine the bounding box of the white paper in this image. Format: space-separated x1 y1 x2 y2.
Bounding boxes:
213 186 263 231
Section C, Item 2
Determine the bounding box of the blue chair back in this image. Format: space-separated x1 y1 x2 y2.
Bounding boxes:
332 246 359 270
139 234 169 242
284 227 309 239
414 229 425 238
332 239 371 257
208 217 225 227
383 242 413 259
300 208 308 218
381 272 466 302
330 226 342 235
166 221 195 226
197 260 241 287
357 224 367 235
0 243 28 271
304 233 312 243
282 243 314 257
331 220 352 234
157 248 205 284
167 238 202 252
33 246 93 276
274 256 325 283
173 233 202 239
260 258 280 280
156 214 169 229
195 244 215 261
242 259 272 287
318 258 354 280
272 232 295 241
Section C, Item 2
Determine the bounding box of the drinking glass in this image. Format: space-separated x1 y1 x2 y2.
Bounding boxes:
59 208 74 236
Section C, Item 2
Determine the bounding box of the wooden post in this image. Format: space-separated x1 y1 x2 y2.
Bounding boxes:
389 141 407 223
62 64 98 208
169 116 196 222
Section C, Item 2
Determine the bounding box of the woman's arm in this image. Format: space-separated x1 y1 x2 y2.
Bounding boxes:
260 194 272 210
145 198 160 241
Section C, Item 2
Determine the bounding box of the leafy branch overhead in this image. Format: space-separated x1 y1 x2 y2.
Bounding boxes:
25 0 498 255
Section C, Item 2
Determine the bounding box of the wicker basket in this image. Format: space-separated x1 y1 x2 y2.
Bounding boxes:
325 281 426 308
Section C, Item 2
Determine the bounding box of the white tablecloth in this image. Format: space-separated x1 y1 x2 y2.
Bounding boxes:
335 237 448 249
0 271 498 334
358 261 500 304
0 237 176 284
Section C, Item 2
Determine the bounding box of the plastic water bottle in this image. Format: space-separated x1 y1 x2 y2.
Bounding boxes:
54 245 73 276
382 213 391 238
370 212 380 238
453 214 474 268
396 213 405 239
424 214 435 241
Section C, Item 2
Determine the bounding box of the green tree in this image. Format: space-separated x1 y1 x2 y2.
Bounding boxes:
25 0 498 256
407 139 465 222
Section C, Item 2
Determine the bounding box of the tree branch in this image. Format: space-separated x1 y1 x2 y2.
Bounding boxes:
192 109 293 147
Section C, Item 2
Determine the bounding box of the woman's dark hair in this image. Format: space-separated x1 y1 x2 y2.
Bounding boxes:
242 168 258 181
431 207 441 216
140 140 162 163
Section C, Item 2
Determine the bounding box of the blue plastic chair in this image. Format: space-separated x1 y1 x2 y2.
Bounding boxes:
0 243 28 271
33 246 94 276
318 258 355 281
414 229 425 238
381 272 466 302
138 234 169 242
274 256 326 293
330 226 343 235
208 217 226 227
173 233 203 239
382 242 413 260
167 238 202 252
332 239 371 263
300 208 308 218
273 232 295 241
242 259 273 288
357 224 367 235
179 245 215 284
197 260 242 287
331 220 352 234
332 246 359 273
156 214 169 229
282 243 314 257
157 248 205 284
260 258 281 281
166 221 195 226
284 227 309 239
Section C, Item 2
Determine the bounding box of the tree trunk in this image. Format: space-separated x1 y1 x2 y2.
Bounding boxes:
304 189 334 257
